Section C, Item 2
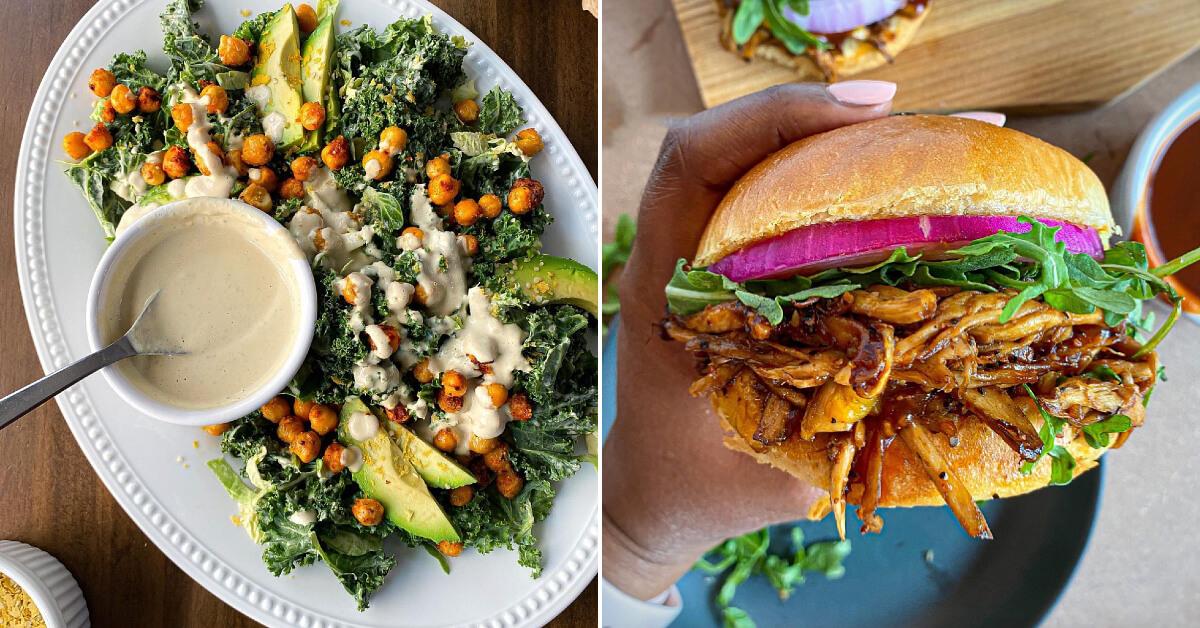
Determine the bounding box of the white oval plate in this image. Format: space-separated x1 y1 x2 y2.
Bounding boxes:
13 1 598 626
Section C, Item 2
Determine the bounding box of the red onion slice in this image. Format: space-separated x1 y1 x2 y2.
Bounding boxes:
782 0 908 35
709 216 1104 283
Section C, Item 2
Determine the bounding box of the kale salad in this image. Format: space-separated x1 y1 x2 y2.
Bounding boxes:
61 0 597 610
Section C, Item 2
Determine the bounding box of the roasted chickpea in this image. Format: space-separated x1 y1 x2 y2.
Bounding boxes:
509 392 533 421
453 99 479 124
460 234 479 257
441 370 467 397
424 155 451 179
470 435 500 456
452 199 481 227
340 279 358 306
320 135 350 170
250 166 280 193
514 128 544 156
290 155 318 181
486 383 509 408
136 86 161 113
218 34 251 67
401 226 424 244
448 485 474 507
379 126 408 154
200 84 228 114
88 68 116 97
261 395 291 423
202 423 231 436
277 416 306 444
433 428 458 453
496 470 524 499
308 404 338 436
170 102 194 132
413 358 435 384
368 325 402 353
162 145 191 179
437 540 463 557
291 431 321 463
322 442 346 474
478 194 502 219
140 161 165 186
507 178 544 215
428 173 460 206
413 283 432 306
296 3 318 33
438 389 464 414
193 141 225 177
83 123 113 152
62 132 91 160
361 150 393 181
242 134 275 166
239 182 273 213
293 398 315 420
227 148 249 176
482 442 510 472
467 456 495 488
97 99 117 124
299 101 325 131
109 84 136 114
386 404 410 424
279 177 305 200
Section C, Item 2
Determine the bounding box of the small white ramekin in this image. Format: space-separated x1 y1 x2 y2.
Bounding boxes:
84 198 317 426
0 541 89 628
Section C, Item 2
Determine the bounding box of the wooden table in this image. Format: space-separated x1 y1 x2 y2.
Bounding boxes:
0 1 596 626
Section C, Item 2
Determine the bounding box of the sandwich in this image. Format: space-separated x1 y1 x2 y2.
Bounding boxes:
661 115 1200 539
717 0 932 80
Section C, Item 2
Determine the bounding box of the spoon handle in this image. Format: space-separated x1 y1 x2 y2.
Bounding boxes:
0 338 138 431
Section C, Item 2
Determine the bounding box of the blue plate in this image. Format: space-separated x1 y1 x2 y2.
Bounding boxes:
602 323 1102 627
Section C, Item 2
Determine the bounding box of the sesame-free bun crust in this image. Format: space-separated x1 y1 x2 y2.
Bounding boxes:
712 370 1103 512
694 115 1114 268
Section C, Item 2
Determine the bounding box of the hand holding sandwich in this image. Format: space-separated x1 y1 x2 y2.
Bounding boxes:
603 81 898 600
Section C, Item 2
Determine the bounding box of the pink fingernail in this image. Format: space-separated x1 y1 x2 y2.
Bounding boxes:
952 111 1006 127
827 80 897 106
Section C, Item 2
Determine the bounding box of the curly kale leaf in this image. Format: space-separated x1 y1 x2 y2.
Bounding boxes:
219 412 276 461
509 306 597 483
332 17 465 149
108 50 167 92
313 267 366 384
448 478 554 575
63 144 144 241
478 87 524 137
161 0 229 85
232 8 278 42
465 210 552 284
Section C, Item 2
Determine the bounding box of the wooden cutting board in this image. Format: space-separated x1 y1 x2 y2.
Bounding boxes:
673 0 1200 112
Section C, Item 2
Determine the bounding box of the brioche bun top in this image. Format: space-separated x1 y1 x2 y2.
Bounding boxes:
693 115 1114 268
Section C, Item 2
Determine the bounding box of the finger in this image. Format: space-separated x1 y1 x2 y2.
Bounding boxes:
951 110 1006 127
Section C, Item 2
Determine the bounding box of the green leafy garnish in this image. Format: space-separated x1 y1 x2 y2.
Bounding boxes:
477 87 525 137
602 214 636 329
1081 414 1133 448
1018 385 1076 485
731 1 828 52
695 527 850 627
667 218 1200 338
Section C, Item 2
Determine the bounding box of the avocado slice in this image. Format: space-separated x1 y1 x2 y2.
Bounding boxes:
298 0 338 152
337 397 460 542
379 415 475 489
508 254 599 316
251 4 305 151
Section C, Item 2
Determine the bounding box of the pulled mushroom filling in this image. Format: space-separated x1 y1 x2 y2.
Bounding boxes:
663 286 1156 538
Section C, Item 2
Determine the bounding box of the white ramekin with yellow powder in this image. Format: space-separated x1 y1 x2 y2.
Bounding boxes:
0 541 88 628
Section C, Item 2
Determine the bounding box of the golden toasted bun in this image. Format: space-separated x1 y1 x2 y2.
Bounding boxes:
713 371 1102 512
693 115 1114 267
750 6 930 80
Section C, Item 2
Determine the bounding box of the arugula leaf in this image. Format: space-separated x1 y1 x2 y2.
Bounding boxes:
696 526 850 627
732 0 765 45
761 0 827 53
1017 385 1077 485
1082 414 1133 448
478 87 524 136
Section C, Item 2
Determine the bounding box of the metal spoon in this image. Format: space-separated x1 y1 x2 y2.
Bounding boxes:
0 291 185 431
